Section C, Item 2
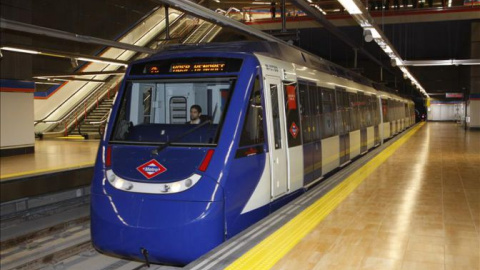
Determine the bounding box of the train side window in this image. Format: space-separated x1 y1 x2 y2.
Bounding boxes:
298 82 311 143
366 95 371 126
382 99 388 123
270 84 282 149
358 93 366 129
283 83 302 147
373 96 380 125
308 84 320 141
349 92 359 130
315 86 322 140
239 77 264 147
335 89 350 134
321 88 336 138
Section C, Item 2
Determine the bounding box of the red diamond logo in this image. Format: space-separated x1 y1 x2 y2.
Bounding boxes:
136 159 167 179
289 122 299 139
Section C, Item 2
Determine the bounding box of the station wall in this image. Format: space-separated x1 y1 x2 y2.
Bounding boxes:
428 102 465 121
0 90 35 155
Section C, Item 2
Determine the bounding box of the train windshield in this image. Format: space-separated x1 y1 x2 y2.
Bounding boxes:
110 78 235 146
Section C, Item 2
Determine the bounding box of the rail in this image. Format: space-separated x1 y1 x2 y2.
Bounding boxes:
37 78 121 138
76 93 115 138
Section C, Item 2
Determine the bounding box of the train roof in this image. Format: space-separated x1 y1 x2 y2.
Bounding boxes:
156 41 410 102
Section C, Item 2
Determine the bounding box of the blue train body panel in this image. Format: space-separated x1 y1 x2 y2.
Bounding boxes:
91 194 224 265
111 145 208 183
224 152 267 237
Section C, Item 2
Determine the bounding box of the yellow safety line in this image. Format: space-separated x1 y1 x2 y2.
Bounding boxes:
56 136 85 140
226 123 424 270
0 161 95 180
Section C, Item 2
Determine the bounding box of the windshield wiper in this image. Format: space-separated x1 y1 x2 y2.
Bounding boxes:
151 119 212 155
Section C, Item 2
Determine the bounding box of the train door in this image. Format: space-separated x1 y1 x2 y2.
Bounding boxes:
164 83 194 124
131 83 155 125
264 76 289 198
373 95 380 146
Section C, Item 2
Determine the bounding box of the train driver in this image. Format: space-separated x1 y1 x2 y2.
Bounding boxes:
189 105 202 124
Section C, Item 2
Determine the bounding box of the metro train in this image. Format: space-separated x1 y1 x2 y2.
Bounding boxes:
91 41 415 265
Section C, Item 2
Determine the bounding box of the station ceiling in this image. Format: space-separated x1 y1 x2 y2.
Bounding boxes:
0 0 478 101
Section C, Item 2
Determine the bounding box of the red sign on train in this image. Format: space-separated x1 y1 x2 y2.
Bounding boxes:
290 122 299 138
287 85 297 110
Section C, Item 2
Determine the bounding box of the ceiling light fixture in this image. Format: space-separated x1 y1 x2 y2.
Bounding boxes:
337 0 362 14
1 46 128 67
335 0 429 97
1 46 40 54
400 59 480 66
76 57 128 67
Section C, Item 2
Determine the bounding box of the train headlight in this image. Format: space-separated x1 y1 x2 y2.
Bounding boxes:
185 178 193 187
171 182 182 193
114 178 125 189
123 182 133 190
106 170 116 182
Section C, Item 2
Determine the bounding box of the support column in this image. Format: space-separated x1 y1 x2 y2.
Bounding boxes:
467 22 480 128
0 80 35 156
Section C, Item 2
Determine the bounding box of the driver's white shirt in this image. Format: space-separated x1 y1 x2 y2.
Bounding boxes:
190 118 201 124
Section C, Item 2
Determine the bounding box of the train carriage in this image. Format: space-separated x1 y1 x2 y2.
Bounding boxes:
91 41 414 265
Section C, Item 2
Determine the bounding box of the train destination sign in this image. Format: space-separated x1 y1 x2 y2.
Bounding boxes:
171 63 226 73
130 57 243 75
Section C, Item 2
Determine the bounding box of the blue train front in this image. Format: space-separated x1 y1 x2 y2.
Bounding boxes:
91 50 270 265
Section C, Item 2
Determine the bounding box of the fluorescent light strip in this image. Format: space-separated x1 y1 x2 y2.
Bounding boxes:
1 46 127 67
34 82 62 85
364 27 381 38
1 46 40 54
401 59 480 66
337 0 362 14
77 57 128 67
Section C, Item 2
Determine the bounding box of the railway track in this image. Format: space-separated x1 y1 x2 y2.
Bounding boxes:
0 201 180 270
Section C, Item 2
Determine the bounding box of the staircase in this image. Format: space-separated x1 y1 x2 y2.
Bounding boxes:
77 98 114 139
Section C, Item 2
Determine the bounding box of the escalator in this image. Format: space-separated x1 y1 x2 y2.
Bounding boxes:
38 5 245 138
36 6 183 137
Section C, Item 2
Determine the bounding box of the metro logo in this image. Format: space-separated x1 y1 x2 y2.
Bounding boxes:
136 159 167 179
289 122 299 139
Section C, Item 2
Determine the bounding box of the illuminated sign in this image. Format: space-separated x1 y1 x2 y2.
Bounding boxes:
149 66 159 74
130 58 242 76
170 63 226 73
286 85 297 110
446 93 463 98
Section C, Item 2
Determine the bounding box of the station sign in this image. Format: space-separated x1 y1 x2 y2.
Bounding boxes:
446 93 463 98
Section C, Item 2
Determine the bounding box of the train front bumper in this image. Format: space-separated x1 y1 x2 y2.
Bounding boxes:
91 193 224 266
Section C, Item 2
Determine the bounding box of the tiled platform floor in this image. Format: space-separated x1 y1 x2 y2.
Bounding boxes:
0 139 99 180
272 123 479 270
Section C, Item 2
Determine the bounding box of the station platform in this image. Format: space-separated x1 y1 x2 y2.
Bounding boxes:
189 122 479 270
0 139 99 179
0 139 99 202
